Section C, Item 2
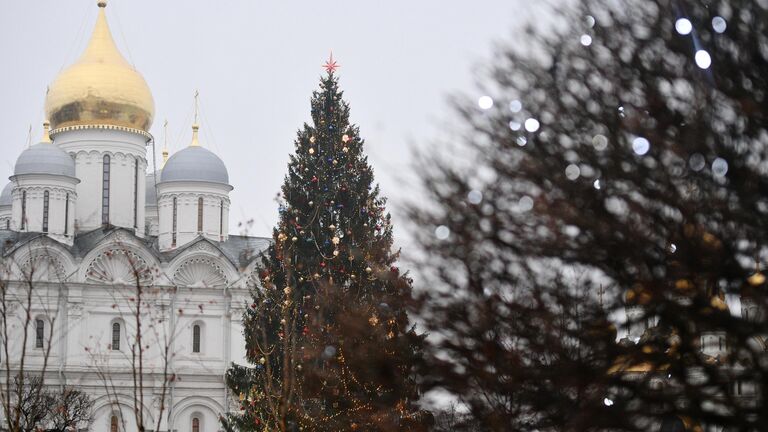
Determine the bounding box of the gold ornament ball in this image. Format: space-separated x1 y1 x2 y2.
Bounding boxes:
343 147 349 153
292 236 298 242
366 267 372 273
259 357 266 365
310 136 316 143
342 134 350 142
329 224 336 230
333 250 339 256
309 148 315 154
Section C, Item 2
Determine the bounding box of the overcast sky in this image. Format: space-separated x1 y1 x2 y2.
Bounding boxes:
0 0 547 241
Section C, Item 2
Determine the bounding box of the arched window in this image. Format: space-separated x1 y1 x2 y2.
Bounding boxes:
192 324 201 353
35 319 44 348
64 193 69 235
133 157 139 228
102 155 111 225
192 417 200 432
20 191 27 230
42 190 50 233
219 199 224 240
112 322 121 351
197 197 204 233
110 415 119 432
172 197 178 247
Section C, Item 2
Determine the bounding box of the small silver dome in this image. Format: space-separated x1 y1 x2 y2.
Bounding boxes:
14 143 76 178
160 147 229 185
0 183 12 206
145 172 158 206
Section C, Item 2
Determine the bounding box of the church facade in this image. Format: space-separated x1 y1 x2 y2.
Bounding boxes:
0 2 266 431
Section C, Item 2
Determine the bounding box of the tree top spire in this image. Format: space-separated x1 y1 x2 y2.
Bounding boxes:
323 51 340 74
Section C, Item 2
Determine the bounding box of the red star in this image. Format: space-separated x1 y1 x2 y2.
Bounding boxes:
323 52 340 73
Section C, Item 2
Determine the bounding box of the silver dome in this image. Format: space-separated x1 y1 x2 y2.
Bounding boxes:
145 172 158 206
0 183 12 206
160 147 229 185
14 143 76 178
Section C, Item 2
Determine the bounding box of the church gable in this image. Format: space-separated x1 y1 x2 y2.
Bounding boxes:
76 228 161 285
4 236 76 283
172 256 228 288
166 238 238 288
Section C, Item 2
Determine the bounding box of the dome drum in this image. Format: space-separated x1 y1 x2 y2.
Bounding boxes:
9 179 77 245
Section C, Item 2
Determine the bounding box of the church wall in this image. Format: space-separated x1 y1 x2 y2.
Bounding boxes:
145 205 159 236
0 224 258 431
230 315 248 366
0 282 62 366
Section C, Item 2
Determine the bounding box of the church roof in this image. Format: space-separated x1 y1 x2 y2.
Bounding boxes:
1 226 269 271
45 2 154 132
14 143 77 178
0 183 12 207
160 146 229 185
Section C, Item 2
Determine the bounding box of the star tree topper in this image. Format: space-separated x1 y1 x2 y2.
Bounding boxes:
323 52 340 73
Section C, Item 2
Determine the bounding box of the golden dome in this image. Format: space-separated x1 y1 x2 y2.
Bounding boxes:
44 2 154 133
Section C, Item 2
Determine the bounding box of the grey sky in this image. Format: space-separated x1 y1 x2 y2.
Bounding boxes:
0 0 541 240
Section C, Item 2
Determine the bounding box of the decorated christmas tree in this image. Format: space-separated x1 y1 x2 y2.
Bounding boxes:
224 57 428 432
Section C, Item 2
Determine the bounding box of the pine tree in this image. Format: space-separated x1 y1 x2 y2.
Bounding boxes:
225 68 428 432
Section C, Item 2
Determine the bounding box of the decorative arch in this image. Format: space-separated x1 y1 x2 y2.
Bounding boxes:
91 394 155 432
9 239 76 282
85 248 153 285
21 253 67 283
172 257 228 288
167 241 238 288
171 396 223 432
78 231 160 285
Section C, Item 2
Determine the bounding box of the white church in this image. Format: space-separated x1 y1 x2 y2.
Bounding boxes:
0 2 267 431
